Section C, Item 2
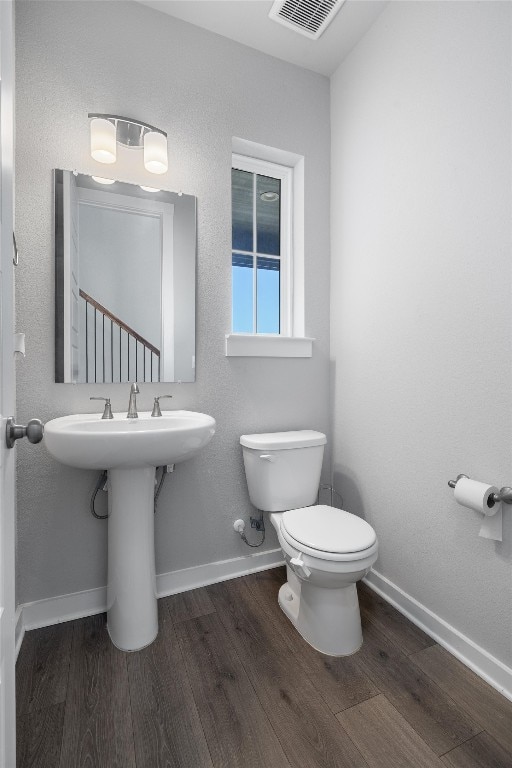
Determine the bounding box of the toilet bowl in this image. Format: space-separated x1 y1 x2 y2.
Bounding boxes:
271 505 377 655
240 430 378 656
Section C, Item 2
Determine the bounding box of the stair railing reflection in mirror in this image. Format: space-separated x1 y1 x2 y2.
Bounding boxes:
80 289 160 383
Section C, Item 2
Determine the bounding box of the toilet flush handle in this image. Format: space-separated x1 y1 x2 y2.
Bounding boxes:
259 454 276 462
290 554 311 580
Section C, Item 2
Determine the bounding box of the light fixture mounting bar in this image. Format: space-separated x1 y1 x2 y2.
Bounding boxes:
88 113 167 149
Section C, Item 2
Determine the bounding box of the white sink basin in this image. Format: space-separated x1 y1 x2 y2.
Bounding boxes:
44 410 216 469
44 409 216 652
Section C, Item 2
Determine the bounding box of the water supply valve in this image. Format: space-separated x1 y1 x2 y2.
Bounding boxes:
233 519 245 534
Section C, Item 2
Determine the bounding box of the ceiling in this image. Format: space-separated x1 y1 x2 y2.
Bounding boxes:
135 0 388 76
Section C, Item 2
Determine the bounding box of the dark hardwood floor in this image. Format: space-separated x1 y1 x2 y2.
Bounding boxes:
16 568 512 768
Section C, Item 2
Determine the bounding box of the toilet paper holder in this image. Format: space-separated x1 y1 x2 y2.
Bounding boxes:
448 474 512 504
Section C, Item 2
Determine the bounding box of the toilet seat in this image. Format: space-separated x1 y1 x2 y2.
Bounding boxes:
280 505 377 562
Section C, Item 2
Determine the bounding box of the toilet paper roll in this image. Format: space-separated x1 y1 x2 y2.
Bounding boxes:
454 477 503 542
479 510 502 542
454 478 499 516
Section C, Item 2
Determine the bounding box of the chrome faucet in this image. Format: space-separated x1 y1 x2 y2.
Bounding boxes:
127 383 139 419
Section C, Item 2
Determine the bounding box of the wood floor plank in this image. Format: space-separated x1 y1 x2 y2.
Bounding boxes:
207 577 369 768
162 586 216 625
441 731 512 768
355 618 481 756
176 612 291 768
16 624 73 716
357 582 436 655
127 602 213 768
58 615 136 768
337 694 444 768
17 702 65 768
410 644 512 755
245 568 379 713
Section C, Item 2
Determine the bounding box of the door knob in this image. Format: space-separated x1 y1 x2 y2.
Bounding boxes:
6 417 44 449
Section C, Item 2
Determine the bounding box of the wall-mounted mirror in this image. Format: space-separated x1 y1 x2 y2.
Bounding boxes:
54 170 196 383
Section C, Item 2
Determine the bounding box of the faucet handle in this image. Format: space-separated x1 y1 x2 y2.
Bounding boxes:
151 395 173 417
130 382 139 393
90 397 113 420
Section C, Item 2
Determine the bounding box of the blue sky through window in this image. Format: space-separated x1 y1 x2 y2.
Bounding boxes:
232 167 281 333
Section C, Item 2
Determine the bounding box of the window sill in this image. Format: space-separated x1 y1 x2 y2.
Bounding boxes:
225 334 314 358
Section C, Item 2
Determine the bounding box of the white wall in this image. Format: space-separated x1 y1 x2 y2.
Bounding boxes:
331 1 512 666
15 0 331 604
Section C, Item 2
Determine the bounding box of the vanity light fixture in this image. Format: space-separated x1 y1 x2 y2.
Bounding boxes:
88 113 168 175
140 185 161 192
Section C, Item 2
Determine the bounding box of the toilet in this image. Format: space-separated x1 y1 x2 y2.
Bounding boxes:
240 430 378 656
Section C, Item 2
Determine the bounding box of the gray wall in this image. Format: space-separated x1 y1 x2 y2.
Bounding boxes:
330 1 512 666
15 0 331 604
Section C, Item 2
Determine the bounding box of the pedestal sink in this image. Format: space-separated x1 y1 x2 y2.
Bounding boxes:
44 410 216 651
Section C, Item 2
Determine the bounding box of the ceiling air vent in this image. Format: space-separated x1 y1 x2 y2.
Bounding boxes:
269 0 346 40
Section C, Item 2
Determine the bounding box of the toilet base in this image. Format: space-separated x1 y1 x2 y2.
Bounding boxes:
278 579 363 656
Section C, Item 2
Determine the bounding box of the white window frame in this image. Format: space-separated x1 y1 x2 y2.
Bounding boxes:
226 138 313 358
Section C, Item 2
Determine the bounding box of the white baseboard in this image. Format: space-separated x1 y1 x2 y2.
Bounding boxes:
22 585 108 633
18 548 284 637
155 547 284 596
364 568 512 703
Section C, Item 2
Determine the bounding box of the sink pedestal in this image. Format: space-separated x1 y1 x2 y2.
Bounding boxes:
107 467 158 651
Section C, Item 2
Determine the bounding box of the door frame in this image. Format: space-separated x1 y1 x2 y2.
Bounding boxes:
0 0 17 765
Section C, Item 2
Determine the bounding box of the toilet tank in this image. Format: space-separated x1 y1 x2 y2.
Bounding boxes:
240 430 326 512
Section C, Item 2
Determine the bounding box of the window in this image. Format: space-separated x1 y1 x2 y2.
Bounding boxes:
226 138 312 358
231 154 291 335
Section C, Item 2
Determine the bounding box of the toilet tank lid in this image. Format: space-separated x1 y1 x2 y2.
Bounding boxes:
240 430 327 450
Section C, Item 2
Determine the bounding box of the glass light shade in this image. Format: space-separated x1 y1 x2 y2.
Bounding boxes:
92 176 116 185
143 131 168 174
90 118 117 164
